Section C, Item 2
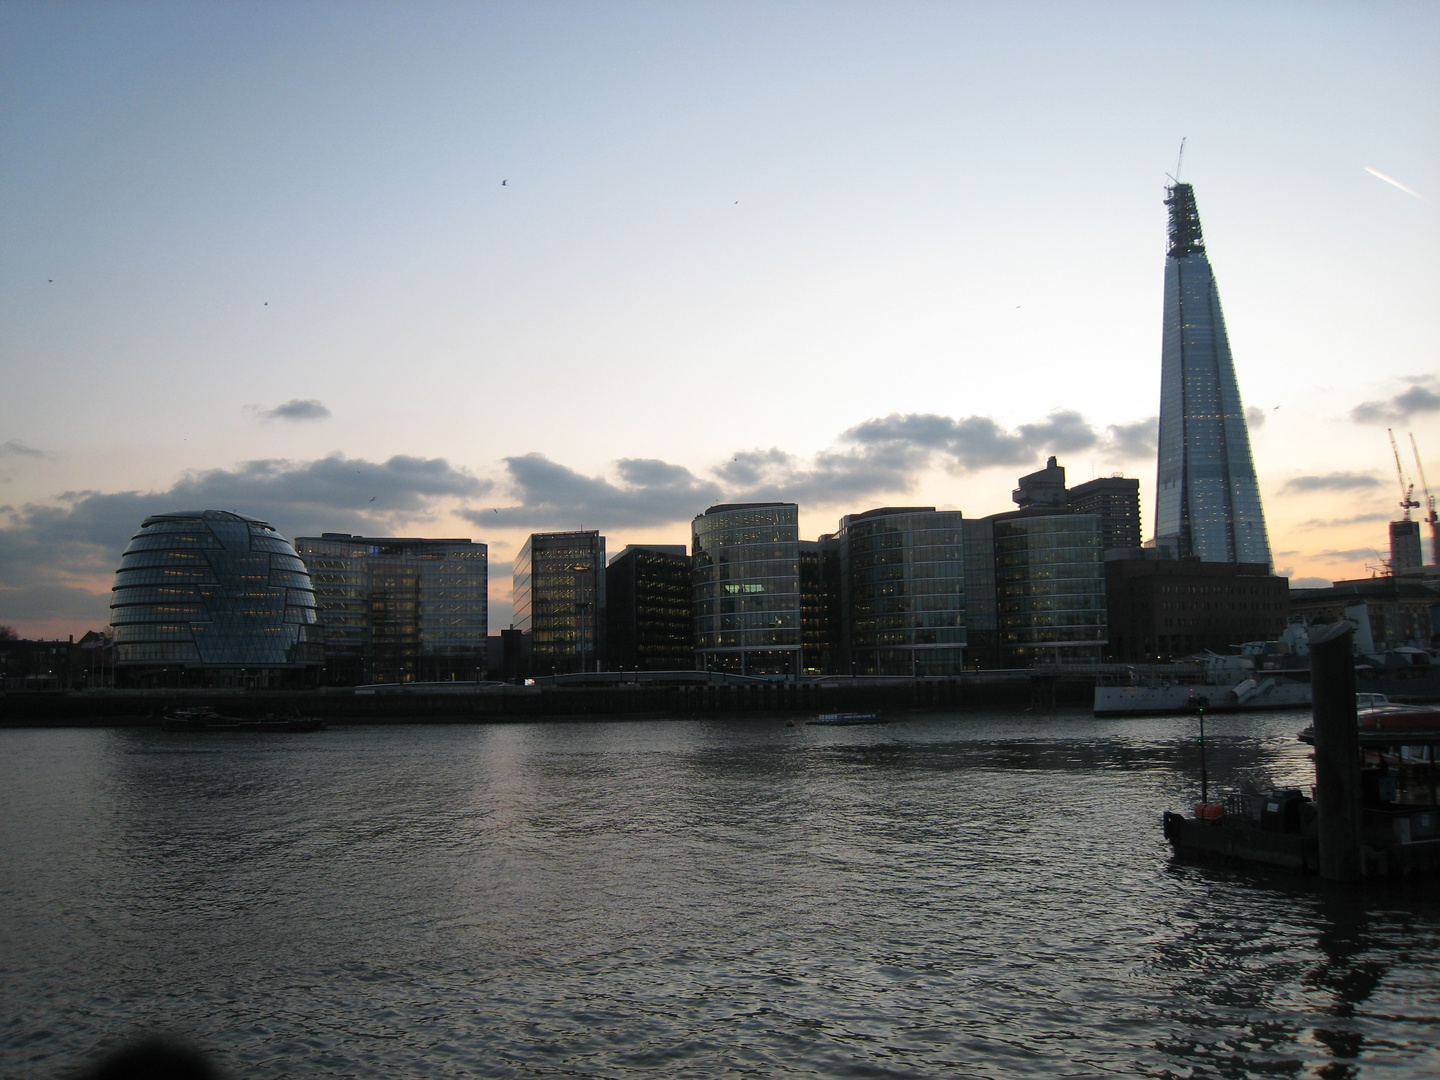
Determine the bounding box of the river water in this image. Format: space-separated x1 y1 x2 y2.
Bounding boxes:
2 710 1437 1079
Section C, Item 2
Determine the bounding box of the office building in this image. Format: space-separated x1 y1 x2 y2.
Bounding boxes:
692 503 801 676
1390 520 1423 575
514 531 606 675
1290 577 1438 651
1154 182 1272 566
800 538 843 675
836 507 966 677
110 510 324 687
992 512 1107 666
1103 555 1288 662
295 534 488 684
606 544 692 671
1069 475 1142 552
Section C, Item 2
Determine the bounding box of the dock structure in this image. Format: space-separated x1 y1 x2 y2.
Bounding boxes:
1162 620 1440 880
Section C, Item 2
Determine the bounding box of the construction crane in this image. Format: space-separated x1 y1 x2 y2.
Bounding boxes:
1389 428 1420 518
1411 432 1438 566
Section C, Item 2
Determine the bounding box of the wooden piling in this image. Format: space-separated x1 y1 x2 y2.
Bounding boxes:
1310 621 1364 882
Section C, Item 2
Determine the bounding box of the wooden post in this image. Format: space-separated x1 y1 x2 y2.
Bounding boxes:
1310 621 1363 882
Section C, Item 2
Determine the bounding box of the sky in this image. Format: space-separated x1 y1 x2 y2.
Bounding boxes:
2 0 1437 638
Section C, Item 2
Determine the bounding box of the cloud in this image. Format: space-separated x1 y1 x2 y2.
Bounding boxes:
1 440 46 458
466 453 723 530
1281 472 1382 493
166 453 488 517
1101 418 1157 460
0 453 488 634
844 413 1032 469
1245 406 1266 430
466 407 1157 534
1315 548 1381 563
255 398 332 422
1017 410 1098 454
1298 512 1390 529
1350 376 1440 424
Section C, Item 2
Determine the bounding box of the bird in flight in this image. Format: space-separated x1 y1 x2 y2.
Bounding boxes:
502 179 507 186
369 496 377 503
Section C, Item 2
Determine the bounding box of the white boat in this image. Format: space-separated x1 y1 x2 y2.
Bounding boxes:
1094 652 1311 716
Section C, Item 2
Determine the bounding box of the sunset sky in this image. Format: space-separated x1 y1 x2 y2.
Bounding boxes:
2 1 1437 637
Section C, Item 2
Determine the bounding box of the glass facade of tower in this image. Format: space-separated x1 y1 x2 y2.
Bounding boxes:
294 534 488 685
110 510 323 686
839 508 966 677
1155 182 1272 567
692 503 801 677
993 514 1106 666
514 531 605 675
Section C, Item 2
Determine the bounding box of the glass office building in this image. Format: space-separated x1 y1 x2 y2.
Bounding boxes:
692 503 801 677
838 507 966 677
605 544 692 671
799 538 842 676
109 510 324 686
294 534 488 684
513 531 605 675
993 513 1107 666
1155 182 1272 567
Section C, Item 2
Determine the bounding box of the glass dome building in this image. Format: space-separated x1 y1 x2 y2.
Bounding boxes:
110 510 324 687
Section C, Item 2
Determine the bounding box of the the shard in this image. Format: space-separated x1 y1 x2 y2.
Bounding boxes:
1154 183 1272 568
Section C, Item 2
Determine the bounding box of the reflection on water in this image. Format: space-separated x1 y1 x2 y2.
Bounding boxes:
2 711 1437 1079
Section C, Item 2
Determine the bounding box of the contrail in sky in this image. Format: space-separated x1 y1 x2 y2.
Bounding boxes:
1364 166 1429 202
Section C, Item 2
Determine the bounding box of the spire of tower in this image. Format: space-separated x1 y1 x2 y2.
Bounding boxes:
1164 182 1205 258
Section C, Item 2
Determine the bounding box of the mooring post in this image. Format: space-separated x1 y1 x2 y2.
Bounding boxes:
1310 621 1363 882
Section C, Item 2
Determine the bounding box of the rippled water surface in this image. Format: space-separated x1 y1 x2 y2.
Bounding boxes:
3 711 1438 1078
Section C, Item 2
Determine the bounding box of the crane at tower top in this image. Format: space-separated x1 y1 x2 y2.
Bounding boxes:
1389 428 1421 519
1411 433 1438 564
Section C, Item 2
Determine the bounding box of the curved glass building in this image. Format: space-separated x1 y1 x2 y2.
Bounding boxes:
1155 182 1271 567
110 510 324 686
838 507 966 677
692 503 801 677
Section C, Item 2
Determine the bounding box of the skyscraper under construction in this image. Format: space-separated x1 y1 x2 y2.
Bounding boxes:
1154 183 1272 568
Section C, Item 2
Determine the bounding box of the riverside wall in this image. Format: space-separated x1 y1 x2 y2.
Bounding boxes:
0 673 1095 726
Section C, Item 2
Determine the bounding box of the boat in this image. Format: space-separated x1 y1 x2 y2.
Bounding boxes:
1163 693 1440 877
1095 651 1311 716
807 712 887 726
161 707 325 733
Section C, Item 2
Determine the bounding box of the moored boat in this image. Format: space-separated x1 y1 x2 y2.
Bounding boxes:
161 707 324 733
1095 652 1310 716
808 712 886 726
1165 692 1440 878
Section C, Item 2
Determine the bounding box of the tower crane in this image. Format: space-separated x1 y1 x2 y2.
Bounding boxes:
1411 432 1438 566
1389 428 1420 518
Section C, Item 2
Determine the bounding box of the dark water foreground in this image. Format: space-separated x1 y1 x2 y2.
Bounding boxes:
2 712 1437 1079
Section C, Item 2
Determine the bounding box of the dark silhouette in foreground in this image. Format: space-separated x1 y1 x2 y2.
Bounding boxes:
77 1037 223 1080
